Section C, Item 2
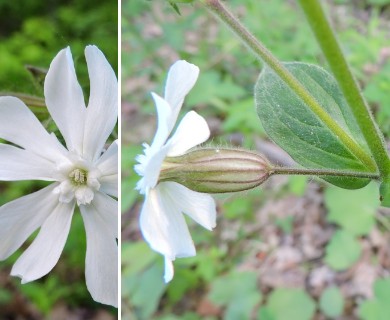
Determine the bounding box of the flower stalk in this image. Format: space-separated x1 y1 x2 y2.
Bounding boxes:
271 167 379 180
199 0 377 172
159 147 380 194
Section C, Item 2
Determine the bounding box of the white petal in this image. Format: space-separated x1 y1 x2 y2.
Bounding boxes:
80 202 118 307
44 47 86 154
11 201 75 283
54 180 75 204
87 191 117 239
150 92 173 149
160 182 216 230
164 256 174 283
99 174 118 197
164 60 199 127
0 184 59 260
0 97 67 162
83 46 118 162
140 186 196 260
75 187 94 205
167 111 210 156
135 143 170 193
0 144 56 181
96 140 117 176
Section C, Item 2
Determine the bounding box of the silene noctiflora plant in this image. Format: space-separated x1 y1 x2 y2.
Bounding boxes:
135 0 390 282
0 46 118 307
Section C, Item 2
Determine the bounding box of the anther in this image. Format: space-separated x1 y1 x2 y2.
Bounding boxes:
69 168 88 186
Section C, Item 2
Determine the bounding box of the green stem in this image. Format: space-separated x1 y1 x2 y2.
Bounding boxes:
0 92 46 108
272 167 379 180
297 0 390 178
200 0 377 172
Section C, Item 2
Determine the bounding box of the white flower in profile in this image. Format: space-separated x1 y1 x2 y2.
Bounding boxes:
135 60 217 282
0 46 118 307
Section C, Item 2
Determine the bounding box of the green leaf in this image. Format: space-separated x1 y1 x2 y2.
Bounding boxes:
325 230 361 271
259 288 315 320
319 286 344 318
121 241 158 277
189 247 223 282
359 278 390 320
225 292 260 320
168 2 181 15
373 278 390 303
124 262 166 320
208 271 261 320
155 312 211 320
167 267 199 304
255 62 372 189
325 182 379 235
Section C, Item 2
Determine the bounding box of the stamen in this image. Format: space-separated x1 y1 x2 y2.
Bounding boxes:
69 168 88 186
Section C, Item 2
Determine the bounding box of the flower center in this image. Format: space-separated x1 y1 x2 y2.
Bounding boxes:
69 168 88 186
54 160 101 206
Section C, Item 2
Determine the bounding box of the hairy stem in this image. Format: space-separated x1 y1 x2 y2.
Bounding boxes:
298 0 390 178
272 167 379 179
199 0 377 172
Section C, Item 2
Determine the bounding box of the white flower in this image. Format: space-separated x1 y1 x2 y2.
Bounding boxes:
135 60 217 282
0 46 118 307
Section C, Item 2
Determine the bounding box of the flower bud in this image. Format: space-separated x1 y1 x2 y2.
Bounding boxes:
159 148 272 193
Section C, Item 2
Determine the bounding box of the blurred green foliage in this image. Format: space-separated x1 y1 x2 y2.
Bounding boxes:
325 230 362 271
122 145 141 212
324 183 380 271
123 0 390 319
0 0 117 95
360 278 390 320
319 286 345 318
325 182 380 236
258 288 315 320
208 271 261 320
0 0 117 318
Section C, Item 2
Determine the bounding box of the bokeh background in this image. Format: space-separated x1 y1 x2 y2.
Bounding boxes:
123 0 390 319
0 0 118 319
